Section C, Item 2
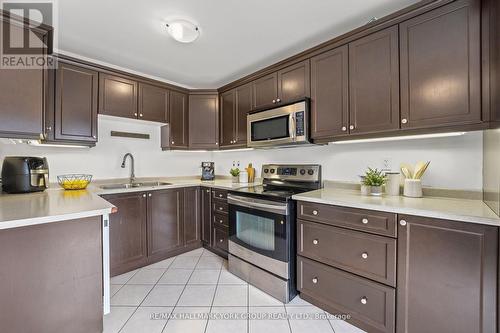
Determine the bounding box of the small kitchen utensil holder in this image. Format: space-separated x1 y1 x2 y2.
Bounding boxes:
404 179 423 198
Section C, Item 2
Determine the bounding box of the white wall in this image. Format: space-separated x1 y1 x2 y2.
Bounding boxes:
0 116 483 190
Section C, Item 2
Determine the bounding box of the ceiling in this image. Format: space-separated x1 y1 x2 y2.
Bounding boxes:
57 0 419 89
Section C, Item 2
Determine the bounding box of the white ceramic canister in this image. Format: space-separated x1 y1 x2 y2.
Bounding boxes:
385 172 401 196
239 170 249 184
403 179 423 198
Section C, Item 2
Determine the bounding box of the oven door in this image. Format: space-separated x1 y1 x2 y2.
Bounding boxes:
228 194 289 263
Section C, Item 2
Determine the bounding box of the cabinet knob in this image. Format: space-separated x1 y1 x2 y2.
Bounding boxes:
400 220 407 226
206 189 210 193
142 194 146 198
361 252 368 259
92 135 96 139
219 219 223 224
312 239 319 245
219 239 224 243
139 113 143 117
341 126 347 132
276 98 281 103
312 277 318 284
219 207 223 211
134 113 138 117
360 297 368 305
272 99 276 104
401 118 408 124
46 126 52 131
219 194 223 198
215 142 218 145
171 141 174 144
312 210 318 216
148 193 152 197
349 125 355 130
362 218 368 224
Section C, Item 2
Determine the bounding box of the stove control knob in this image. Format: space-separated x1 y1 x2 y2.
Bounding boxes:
264 168 269 174
270 169 275 174
308 169 314 175
300 169 306 175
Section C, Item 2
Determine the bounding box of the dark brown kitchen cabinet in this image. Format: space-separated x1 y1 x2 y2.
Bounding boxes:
348 26 400 135
168 90 189 149
397 215 497 333
49 61 98 143
0 14 51 139
138 83 169 123
220 83 252 148
98 73 138 119
103 192 148 276
201 187 212 245
184 187 201 246
399 0 481 130
189 93 219 149
310 46 349 140
277 60 310 103
252 72 278 110
148 189 184 260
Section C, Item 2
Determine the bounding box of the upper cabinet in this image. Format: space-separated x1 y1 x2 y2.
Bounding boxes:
98 73 138 119
349 26 400 135
220 83 252 148
138 83 169 123
188 93 219 150
252 60 310 110
399 0 481 129
310 46 349 140
51 61 98 144
168 91 189 149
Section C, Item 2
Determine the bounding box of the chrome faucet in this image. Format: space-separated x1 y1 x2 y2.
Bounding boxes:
121 153 135 182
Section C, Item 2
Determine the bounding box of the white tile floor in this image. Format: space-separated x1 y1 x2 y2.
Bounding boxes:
105 248 366 333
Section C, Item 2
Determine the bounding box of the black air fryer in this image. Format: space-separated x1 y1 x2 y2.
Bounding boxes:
1 157 49 193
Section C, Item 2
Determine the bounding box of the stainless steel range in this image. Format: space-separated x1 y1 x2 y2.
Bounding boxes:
227 164 322 303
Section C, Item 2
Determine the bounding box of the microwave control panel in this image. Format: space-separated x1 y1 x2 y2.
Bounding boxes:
295 111 305 137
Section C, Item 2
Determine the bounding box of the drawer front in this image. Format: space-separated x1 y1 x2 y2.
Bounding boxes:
213 213 228 227
298 201 397 237
213 225 228 252
298 219 396 286
213 201 228 214
298 256 395 333
212 189 227 200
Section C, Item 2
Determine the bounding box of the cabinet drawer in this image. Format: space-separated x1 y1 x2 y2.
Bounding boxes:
298 201 397 237
298 256 395 333
213 225 228 252
213 213 228 227
298 220 396 286
213 201 228 214
212 189 227 200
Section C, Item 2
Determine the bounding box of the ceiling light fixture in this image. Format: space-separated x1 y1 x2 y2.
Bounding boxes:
329 132 467 145
166 19 200 43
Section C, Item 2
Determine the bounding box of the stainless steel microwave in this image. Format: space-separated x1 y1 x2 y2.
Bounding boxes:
247 99 310 148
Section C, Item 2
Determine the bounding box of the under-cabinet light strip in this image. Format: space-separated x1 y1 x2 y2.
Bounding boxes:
329 132 467 145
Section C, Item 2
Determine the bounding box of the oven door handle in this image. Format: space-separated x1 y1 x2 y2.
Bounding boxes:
227 194 288 215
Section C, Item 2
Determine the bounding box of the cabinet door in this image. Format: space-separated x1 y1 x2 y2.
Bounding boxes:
349 26 400 135
138 83 168 123
104 192 148 276
99 73 138 119
220 90 236 147
0 19 46 139
399 0 481 129
277 60 310 103
310 46 349 140
169 91 189 149
189 93 219 149
184 187 201 246
252 72 278 110
54 62 98 142
235 83 252 146
201 188 212 244
397 215 497 333
148 189 184 259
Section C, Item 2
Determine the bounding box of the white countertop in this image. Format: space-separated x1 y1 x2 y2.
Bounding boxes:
292 188 500 227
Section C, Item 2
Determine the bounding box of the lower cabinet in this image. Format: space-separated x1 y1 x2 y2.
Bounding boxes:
213 225 229 253
201 188 229 258
397 215 498 333
103 187 202 276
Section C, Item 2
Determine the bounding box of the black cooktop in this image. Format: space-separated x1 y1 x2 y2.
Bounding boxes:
231 185 309 200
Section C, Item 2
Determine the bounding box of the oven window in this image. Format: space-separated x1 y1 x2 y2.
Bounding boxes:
251 115 289 141
235 211 275 251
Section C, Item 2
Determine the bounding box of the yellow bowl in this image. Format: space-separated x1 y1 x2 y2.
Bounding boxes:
57 174 92 190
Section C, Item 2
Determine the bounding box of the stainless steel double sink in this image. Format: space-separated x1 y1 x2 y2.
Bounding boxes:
99 181 172 190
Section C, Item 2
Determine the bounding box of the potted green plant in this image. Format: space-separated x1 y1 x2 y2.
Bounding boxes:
230 167 240 183
362 168 386 196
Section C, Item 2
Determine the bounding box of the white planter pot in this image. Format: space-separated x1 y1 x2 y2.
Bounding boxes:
232 176 239 183
370 185 383 196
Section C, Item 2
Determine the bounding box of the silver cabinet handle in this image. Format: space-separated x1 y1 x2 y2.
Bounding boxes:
349 125 355 130
148 193 152 197
362 218 368 224
360 297 367 305
142 194 146 198
312 277 318 284
134 113 138 117
139 113 143 117
171 141 174 144
361 252 368 259
272 99 276 104
341 126 347 131
276 98 281 103
400 220 407 226
312 239 319 245
312 210 318 216
219 219 224 224
401 118 408 124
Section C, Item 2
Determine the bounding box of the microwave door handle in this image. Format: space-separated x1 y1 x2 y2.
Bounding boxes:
289 114 296 141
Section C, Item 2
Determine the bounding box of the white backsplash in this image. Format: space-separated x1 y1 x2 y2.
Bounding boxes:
0 116 483 190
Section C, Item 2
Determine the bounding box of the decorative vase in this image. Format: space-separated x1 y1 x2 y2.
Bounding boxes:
370 185 383 196
385 172 401 196
360 185 371 196
403 179 423 198
232 176 239 183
